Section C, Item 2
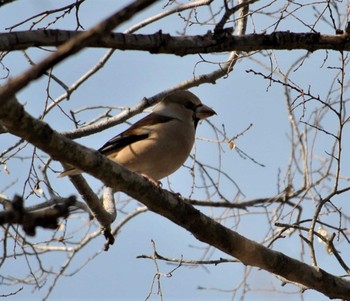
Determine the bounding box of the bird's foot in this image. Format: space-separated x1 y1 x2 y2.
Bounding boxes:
141 174 162 188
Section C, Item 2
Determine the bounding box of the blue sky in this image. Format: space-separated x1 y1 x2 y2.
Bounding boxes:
1 1 349 300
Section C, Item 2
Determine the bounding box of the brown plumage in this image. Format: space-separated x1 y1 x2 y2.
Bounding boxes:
59 90 216 180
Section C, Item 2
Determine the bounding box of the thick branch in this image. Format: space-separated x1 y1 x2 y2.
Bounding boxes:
0 96 349 300
1 30 350 53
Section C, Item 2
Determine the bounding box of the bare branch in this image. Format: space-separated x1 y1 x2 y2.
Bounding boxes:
1 30 350 54
0 91 350 300
0 195 76 236
0 0 158 102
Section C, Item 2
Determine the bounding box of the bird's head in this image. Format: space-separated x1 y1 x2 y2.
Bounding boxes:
153 90 216 126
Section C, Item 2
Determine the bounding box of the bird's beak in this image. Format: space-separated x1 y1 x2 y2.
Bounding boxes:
195 104 217 120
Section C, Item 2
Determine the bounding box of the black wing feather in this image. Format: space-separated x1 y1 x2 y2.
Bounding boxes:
98 134 149 155
98 113 174 156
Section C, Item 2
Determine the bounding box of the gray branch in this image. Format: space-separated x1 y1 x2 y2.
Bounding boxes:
0 29 350 53
0 92 349 300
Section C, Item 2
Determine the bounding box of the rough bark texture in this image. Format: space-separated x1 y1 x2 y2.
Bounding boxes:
0 94 349 300
0 30 349 53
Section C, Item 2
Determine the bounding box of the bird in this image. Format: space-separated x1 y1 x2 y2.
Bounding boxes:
59 90 216 181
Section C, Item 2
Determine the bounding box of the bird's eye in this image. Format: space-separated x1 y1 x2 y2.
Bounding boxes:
184 101 196 111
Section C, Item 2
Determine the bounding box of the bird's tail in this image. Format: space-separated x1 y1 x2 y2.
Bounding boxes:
58 167 83 178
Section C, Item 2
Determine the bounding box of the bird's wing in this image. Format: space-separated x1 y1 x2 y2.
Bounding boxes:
98 113 175 156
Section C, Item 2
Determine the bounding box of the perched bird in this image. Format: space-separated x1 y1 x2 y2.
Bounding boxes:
59 90 216 181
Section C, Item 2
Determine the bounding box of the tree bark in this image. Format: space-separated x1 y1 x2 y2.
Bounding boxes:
1 29 350 53
0 94 349 300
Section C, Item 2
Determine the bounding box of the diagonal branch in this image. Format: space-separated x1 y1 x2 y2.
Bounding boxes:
0 94 349 300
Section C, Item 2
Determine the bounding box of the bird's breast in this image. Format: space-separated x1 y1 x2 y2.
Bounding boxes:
108 119 195 181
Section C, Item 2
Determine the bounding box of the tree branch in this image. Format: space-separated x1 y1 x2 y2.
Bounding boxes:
0 0 158 103
0 195 76 236
67 174 116 250
1 29 350 53
0 94 349 300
